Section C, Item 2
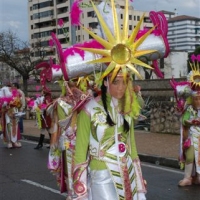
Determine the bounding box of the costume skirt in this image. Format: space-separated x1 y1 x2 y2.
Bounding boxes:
89 169 118 200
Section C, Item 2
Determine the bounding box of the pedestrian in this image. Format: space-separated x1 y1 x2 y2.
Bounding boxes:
73 72 146 200
11 82 26 134
34 90 52 149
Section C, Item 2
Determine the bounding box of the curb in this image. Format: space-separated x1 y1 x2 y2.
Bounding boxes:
139 153 180 169
22 134 180 169
21 134 50 144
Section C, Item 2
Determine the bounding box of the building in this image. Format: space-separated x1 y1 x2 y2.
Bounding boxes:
29 1 190 80
28 0 153 60
168 15 200 52
159 10 176 20
0 62 22 85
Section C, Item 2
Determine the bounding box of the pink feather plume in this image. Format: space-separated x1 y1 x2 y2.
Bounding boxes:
70 0 83 26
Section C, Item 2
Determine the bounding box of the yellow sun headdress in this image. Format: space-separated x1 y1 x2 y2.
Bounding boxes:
37 0 170 118
188 61 200 91
77 0 157 82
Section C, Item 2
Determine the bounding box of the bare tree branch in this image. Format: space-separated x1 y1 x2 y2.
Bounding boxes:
0 30 47 95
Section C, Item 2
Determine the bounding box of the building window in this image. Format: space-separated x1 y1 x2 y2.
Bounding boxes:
89 22 98 29
87 11 95 17
33 10 54 19
58 27 69 35
32 1 53 10
129 25 132 30
57 7 68 14
57 0 66 4
129 15 132 20
137 16 140 21
144 17 150 23
121 14 123 19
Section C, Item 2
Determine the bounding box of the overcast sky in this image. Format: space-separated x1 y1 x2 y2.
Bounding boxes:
0 0 200 41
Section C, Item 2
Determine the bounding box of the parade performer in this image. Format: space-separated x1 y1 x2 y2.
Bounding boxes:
74 72 146 200
0 86 24 148
35 0 169 198
27 90 52 149
170 59 200 187
69 0 168 199
47 78 92 193
178 90 200 186
35 90 52 149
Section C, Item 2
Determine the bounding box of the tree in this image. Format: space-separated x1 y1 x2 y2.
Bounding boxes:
0 30 47 96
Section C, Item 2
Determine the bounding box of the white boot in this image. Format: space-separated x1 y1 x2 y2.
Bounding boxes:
178 163 193 186
7 142 13 149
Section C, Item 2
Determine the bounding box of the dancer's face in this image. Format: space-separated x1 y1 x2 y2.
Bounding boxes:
193 96 200 109
104 76 127 99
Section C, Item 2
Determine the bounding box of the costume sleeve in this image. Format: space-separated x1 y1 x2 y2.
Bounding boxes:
129 119 138 159
182 110 190 126
74 109 91 165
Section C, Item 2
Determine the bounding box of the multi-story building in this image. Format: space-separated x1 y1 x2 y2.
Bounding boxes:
28 0 153 60
168 15 200 52
0 62 22 85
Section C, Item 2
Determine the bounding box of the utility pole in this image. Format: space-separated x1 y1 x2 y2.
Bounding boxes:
174 8 177 49
70 0 76 45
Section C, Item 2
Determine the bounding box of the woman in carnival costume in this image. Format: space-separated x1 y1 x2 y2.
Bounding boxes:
0 85 23 148
42 0 169 199
70 0 169 198
47 78 92 195
171 61 200 187
27 89 53 149
74 71 146 200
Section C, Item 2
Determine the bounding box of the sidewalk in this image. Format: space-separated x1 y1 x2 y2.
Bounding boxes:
22 119 180 169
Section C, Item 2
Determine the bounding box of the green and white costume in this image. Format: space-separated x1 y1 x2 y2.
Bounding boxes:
74 95 146 200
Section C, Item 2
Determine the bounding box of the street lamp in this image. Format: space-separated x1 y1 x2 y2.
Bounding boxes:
70 0 76 45
174 8 178 49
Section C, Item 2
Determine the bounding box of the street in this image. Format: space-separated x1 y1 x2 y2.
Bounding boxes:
0 140 199 200
0 140 66 200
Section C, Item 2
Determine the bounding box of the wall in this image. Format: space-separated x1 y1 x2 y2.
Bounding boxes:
134 78 185 134
26 78 185 134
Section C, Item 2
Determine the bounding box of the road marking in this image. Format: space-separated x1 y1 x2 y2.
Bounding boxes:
21 179 67 197
142 162 184 175
21 140 49 147
21 140 37 144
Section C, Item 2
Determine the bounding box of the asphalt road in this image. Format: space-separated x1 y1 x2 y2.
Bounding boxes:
0 140 199 200
0 140 66 200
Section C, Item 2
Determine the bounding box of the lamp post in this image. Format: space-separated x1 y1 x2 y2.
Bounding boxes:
70 0 76 45
174 8 178 49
